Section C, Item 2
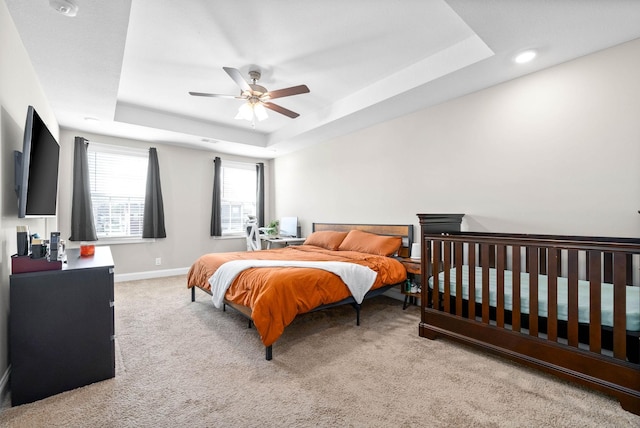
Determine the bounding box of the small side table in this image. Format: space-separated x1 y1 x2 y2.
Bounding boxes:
396 257 421 310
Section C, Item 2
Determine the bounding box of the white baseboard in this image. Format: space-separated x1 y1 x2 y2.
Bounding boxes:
114 267 189 283
0 366 10 403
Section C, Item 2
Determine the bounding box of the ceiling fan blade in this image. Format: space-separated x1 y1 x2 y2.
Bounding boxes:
262 102 300 119
223 67 251 92
264 85 310 100
189 91 243 99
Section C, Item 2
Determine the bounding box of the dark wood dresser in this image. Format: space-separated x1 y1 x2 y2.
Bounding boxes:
10 246 115 405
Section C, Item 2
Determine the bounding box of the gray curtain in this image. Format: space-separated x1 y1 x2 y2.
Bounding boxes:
256 162 265 227
142 148 166 238
210 157 222 236
69 136 97 241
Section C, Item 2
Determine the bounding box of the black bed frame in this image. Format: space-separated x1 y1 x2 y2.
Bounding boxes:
191 282 400 360
191 222 414 360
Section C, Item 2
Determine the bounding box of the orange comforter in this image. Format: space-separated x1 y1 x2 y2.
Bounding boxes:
187 245 406 346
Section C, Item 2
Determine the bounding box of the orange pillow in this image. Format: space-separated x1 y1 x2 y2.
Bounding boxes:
338 229 402 256
303 231 349 250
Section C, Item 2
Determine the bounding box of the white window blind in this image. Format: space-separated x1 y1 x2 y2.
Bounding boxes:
87 143 148 239
220 161 256 235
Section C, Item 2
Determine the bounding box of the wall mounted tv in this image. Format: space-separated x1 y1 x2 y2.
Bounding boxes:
14 105 60 218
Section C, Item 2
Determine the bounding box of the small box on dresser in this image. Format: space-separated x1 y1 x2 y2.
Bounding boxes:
9 246 115 406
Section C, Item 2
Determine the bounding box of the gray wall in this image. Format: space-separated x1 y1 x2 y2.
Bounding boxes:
0 0 59 394
56 130 272 279
274 38 640 240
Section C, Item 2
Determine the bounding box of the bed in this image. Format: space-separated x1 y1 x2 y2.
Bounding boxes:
187 223 412 360
417 214 640 415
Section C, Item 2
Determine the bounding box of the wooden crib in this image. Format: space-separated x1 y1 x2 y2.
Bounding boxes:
418 214 640 415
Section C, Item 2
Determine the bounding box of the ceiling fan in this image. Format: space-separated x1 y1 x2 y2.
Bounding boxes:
189 67 310 121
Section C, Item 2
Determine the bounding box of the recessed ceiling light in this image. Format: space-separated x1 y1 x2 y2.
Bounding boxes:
49 0 78 17
514 50 537 64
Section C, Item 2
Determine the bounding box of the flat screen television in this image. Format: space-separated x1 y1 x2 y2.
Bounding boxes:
15 105 60 218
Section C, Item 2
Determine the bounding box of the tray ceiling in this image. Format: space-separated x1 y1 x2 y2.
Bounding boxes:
6 0 640 158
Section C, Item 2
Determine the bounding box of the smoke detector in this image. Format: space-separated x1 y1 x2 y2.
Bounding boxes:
49 0 79 17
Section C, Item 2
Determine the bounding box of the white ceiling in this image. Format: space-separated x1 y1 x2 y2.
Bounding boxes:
6 0 640 159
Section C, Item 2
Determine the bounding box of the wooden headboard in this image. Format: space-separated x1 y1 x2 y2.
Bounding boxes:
312 223 413 257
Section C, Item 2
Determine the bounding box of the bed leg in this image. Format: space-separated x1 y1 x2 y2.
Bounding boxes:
191 287 195 302
265 345 272 361
349 302 362 325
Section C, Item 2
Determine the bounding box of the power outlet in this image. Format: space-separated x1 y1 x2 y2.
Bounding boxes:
155 257 161 266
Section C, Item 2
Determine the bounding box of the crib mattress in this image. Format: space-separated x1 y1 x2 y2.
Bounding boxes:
430 265 640 331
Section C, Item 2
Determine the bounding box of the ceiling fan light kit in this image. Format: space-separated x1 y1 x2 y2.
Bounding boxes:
253 103 269 121
235 101 268 122
190 67 310 124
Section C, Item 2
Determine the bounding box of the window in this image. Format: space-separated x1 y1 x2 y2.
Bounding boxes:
87 143 148 239
220 161 256 235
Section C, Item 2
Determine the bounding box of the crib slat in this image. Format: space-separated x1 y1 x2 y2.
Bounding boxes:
481 243 490 324
468 243 476 320
512 245 521 332
432 240 441 311
443 241 451 313
496 245 506 328
547 247 558 342
600 252 631 285
528 248 539 336
567 250 579 347
613 252 627 360
588 250 602 354
455 242 463 316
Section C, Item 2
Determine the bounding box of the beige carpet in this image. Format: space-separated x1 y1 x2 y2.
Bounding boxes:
0 275 638 427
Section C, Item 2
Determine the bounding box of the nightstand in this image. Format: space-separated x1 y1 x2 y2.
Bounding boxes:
396 257 421 309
